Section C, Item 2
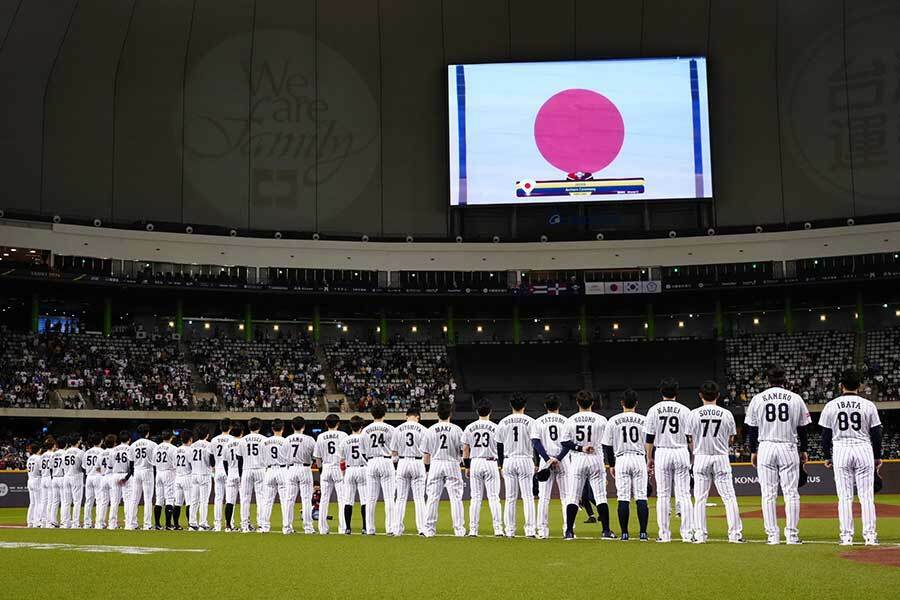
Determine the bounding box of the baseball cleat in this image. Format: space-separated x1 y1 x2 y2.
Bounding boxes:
620 533 630 541
639 533 649 542
584 516 597 524
766 537 780 545
786 538 803 545
864 538 879 546
839 539 853 546
656 538 670 543
601 531 616 540
728 537 744 544
564 531 575 541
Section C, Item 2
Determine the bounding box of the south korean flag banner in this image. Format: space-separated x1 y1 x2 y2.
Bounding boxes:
624 281 641 294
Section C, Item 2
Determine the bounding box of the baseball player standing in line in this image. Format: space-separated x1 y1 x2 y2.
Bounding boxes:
108 431 134 530
285 416 317 534
745 365 812 545
339 416 369 534
644 378 695 543
559 390 614 539
600 389 650 541
529 394 571 539
39 437 54 527
82 433 104 529
362 403 396 535
62 434 85 529
95 436 114 530
223 422 244 531
496 393 537 538
313 414 347 534
210 418 235 532
239 418 268 533
687 381 743 543
172 429 193 530
127 424 157 530
820 368 882 546
48 437 65 528
26 443 43 528
189 423 214 531
391 404 428 536
260 419 290 534
421 400 466 537
152 430 178 530
462 399 503 537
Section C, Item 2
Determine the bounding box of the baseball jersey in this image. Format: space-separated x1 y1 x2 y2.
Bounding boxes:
262 435 289 467
153 442 177 472
82 447 103 474
190 439 213 475
314 430 348 466
687 405 736 456
462 419 498 459
362 422 395 459
340 433 368 468
240 432 269 469
496 413 536 458
110 443 132 474
225 437 242 468
50 449 65 477
421 422 464 461
818 394 882 445
64 446 84 476
530 413 568 458
40 452 53 477
99 448 112 475
564 411 608 452
391 421 427 458
601 412 647 456
27 454 40 478
285 433 316 465
175 445 192 476
210 433 235 468
643 401 692 448
131 438 157 470
745 386 812 443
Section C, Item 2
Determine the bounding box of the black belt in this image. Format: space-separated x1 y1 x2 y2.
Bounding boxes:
474 457 497 462
400 456 423 460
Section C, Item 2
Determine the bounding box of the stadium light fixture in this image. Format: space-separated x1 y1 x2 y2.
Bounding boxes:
820 314 827 322
753 318 760 325
896 309 900 317
238 324 244 331
204 322 210 330
883 304 889 308
376 326 381 333
342 325 348 333
643 322 648 329
411 325 417 333
273 324 279 331
442 325 448 333
476 325 483 333
545 324 551 332
678 321 685 328
168 321 174 328
307 325 314 332
612 323 619 330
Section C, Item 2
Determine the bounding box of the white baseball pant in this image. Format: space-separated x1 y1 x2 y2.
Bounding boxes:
285 465 315 534
83 474 102 527
394 458 427 535
424 460 465 537
94 476 110 529
468 458 502 536
537 461 571 537
154 470 176 506
319 464 345 534
692 454 742 541
653 447 693 542
174 474 192 507
27 478 42 527
365 458 395 535
48 477 63 527
61 474 84 528
191 473 212 529
39 476 52 527
502 457 536 537
240 468 265 530
756 441 801 542
614 454 648 501
832 443 877 543
213 467 228 529
107 474 131 529
127 467 154 529
342 466 368 531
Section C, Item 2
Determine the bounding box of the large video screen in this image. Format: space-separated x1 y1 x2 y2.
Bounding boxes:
448 57 712 206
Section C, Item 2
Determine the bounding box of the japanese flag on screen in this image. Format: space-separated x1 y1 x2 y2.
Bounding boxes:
604 282 624 294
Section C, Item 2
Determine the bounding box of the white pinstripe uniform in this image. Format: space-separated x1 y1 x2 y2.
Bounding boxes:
686 404 742 542
421 421 466 537
81 446 103 528
173 445 193 510
340 433 369 530
26 453 42 527
259 434 289 533
284 432 317 534
127 437 156 530
210 432 235 531
239 432 268 532
224 437 241 507
39 451 53 527
108 443 133 529
189 439 213 529
745 386 811 544
563 412 608 521
462 419 503 536
496 413 537 537
529 413 571 539
49 449 64 527
818 394 881 545
313 429 347 534
601 412 648 501
644 400 694 542
61 445 84 529
94 448 112 529
390 421 427 535
362 421 396 535
153 441 178 507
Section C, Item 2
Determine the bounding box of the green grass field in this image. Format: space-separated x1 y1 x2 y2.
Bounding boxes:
1 496 898 599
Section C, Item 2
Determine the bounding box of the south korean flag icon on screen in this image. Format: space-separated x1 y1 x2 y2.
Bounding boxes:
515 179 537 197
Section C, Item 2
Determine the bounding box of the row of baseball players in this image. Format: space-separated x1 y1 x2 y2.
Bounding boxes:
24 365 882 545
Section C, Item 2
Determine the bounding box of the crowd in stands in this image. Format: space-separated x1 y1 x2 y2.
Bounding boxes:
0 435 29 470
724 331 856 406
0 333 58 408
326 339 455 412
863 327 900 402
192 337 325 412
